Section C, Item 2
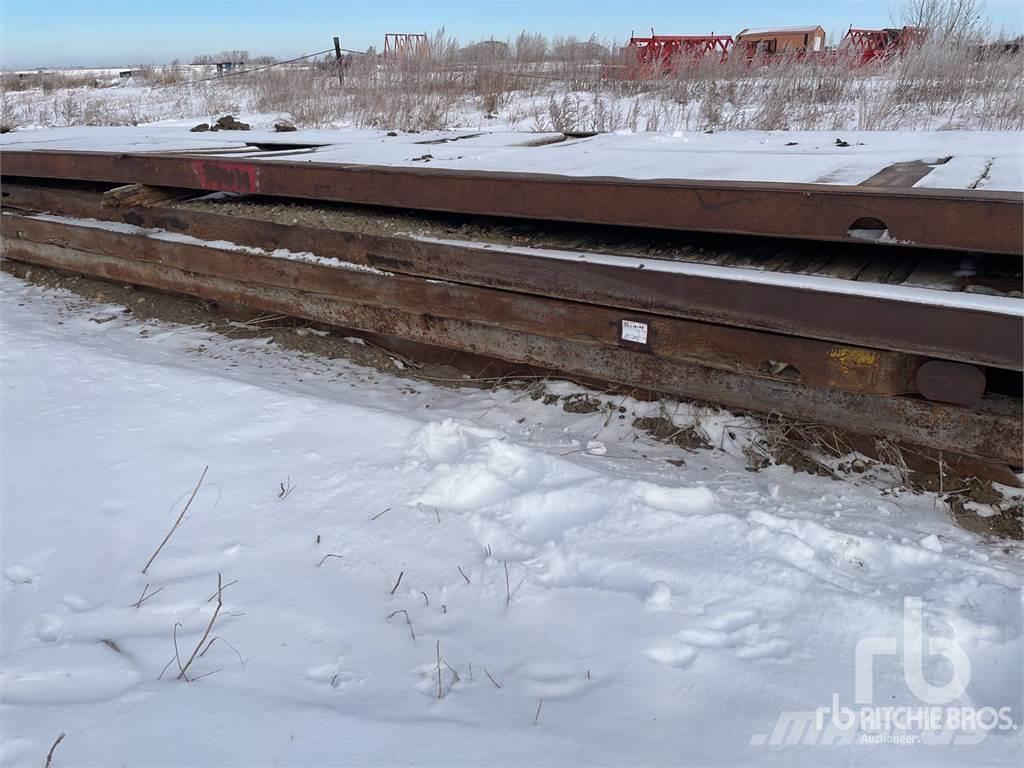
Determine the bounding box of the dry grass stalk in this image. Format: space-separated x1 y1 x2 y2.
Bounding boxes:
178 573 224 681
142 465 209 574
485 668 502 688
4 24 1020 133
45 733 65 768
206 579 238 601
387 609 416 641
132 583 165 608
436 640 443 699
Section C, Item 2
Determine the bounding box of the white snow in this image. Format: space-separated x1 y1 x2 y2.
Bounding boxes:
1 273 1022 766
2 125 1022 190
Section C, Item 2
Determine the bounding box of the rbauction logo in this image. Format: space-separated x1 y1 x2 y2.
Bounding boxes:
751 597 1018 747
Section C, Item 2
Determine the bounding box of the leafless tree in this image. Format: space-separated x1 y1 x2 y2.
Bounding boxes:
897 0 992 44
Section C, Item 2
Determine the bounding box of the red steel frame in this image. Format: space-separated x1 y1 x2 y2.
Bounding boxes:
842 26 926 65
625 33 734 77
383 33 430 59
613 23 929 77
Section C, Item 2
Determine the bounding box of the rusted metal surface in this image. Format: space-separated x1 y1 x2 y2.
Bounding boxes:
1 182 105 216
3 235 1020 465
4 185 1018 371
3 149 1021 254
859 160 942 188
915 361 988 406
1 213 925 396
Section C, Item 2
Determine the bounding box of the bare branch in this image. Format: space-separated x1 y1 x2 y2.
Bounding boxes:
317 554 344 568
390 571 404 595
457 566 471 584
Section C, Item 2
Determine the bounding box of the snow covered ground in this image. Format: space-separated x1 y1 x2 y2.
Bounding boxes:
1 273 1022 766
2 124 1022 190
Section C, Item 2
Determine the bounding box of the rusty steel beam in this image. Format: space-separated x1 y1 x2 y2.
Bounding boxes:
2 150 1022 254
2 235 1020 465
1 213 925 396
3 184 1019 371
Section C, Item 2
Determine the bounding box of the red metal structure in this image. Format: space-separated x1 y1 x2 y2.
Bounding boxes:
841 27 925 65
613 21 932 78
624 32 734 77
383 33 430 59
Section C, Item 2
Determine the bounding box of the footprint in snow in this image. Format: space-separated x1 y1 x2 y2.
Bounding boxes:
36 614 64 642
4 566 37 585
637 483 716 515
645 581 673 611
1 644 141 705
61 594 93 612
516 661 602 699
645 607 793 668
305 656 355 689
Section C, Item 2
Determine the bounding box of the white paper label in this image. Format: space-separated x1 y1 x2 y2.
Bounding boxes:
621 320 648 344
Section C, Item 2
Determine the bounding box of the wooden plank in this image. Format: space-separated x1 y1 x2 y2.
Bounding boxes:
102 183 198 209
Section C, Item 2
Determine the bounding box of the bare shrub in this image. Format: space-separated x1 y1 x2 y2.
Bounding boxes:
6 22 1021 133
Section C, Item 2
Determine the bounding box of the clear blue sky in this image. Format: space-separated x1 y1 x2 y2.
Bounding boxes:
2 0 1021 68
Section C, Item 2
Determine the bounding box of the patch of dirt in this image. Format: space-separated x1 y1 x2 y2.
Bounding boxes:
741 416 848 478
947 495 1023 540
745 441 834 477
632 416 711 451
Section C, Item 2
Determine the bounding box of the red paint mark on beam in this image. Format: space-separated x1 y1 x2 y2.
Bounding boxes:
191 160 259 193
